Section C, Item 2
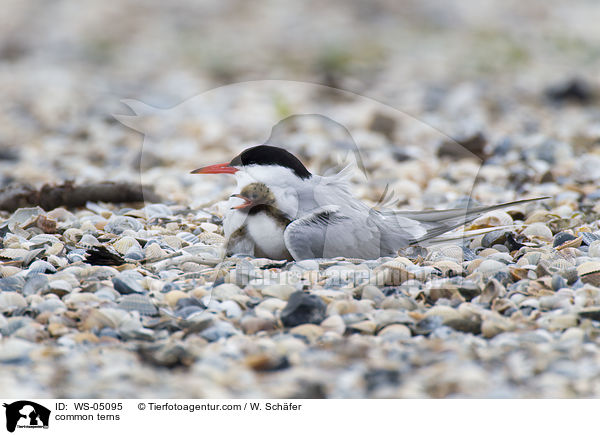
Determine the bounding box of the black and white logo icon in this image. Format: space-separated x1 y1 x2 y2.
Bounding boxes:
3 401 50 433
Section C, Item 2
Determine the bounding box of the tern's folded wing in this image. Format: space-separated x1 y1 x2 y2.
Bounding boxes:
283 205 412 260
283 206 345 260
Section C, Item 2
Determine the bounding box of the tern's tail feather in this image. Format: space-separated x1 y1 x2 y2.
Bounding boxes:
386 197 549 244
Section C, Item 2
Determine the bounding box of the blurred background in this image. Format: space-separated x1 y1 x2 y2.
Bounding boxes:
0 0 598 188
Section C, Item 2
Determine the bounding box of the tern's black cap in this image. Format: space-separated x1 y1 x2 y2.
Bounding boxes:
230 145 312 179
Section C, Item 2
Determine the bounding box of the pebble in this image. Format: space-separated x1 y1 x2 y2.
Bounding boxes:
378 324 412 339
280 292 326 327
289 324 324 343
211 283 242 301
261 284 296 301
112 276 145 295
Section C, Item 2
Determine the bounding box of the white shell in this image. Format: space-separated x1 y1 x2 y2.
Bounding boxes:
472 210 513 227
113 236 141 255
0 292 27 311
144 243 167 261
198 232 225 245
522 223 553 241
63 228 84 244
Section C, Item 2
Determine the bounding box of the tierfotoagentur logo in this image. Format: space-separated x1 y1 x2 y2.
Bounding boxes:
3 401 50 433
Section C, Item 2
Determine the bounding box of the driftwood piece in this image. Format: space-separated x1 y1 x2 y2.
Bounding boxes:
0 181 161 212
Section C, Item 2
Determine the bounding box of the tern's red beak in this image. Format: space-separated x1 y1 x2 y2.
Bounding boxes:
190 163 238 174
231 194 253 209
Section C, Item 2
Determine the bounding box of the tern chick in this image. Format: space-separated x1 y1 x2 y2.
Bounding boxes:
227 182 293 260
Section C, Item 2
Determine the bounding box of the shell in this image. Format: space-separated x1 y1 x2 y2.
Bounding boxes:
522 223 553 241
28 260 57 274
432 260 462 276
0 266 21 278
577 262 600 286
198 232 225 245
551 258 576 271
0 248 30 260
123 209 146 218
472 210 513 228
118 294 158 316
113 236 141 255
104 216 143 234
28 234 61 248
177 232 199 245
63 228 84 244
381 257 413 270
144 243 168 261
22 248 45 266
45 242 65 256
6 207 44 231
581 232 600 246
81 307 129 330
477 259 508 278
576 262 600 276
144 204 173 219
555 235 582 250
79 220 99 235
162 236 182 250
0 292 27 313
78 234 100 248
43 279 72 296
200 222 219 233
46 207 76 222
124 246 145 261
525 209 551 224
589 240 600 258
67 249 87 263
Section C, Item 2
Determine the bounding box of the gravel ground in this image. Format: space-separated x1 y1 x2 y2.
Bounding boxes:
1 0 600 398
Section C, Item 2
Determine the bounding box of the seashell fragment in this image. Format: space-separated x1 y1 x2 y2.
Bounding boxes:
104 216 143 234
144 243 167 261
577 262 600 286
522 223 553 241
198 232 225 245
118 294 158 316
63 228 84 244
472 210 513 228
177 232 199 245
0 292 27 313
113 236 141 255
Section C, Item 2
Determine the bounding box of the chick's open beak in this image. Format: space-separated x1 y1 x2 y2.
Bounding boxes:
191 163 238 174
231 194 253 209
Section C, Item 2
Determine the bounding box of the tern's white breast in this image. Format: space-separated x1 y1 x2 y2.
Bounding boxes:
246 211 289 259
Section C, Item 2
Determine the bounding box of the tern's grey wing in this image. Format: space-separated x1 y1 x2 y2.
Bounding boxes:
283 206 345 260
284 205 389 260
283 205 415 260
288 176 434 258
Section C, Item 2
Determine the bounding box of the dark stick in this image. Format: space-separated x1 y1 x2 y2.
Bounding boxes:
0 181 162 212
